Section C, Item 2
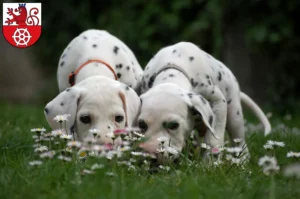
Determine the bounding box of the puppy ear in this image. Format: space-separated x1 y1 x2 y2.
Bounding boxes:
181 92 215 135
118 85 141 128
44 87 85 132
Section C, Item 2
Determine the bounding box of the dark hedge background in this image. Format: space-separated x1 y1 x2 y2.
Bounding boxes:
2 0 300 114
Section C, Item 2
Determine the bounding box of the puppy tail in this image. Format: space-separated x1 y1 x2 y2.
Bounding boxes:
240 92 271 136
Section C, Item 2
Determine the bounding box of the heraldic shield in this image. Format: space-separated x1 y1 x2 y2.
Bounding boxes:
2 3 42 48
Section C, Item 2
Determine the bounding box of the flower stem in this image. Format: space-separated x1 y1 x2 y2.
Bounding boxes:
269 175 276 199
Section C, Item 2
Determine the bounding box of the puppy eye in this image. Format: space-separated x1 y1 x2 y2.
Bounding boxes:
163 121 179 130
138 120 148 132
115 115 124 123
80 115 91 124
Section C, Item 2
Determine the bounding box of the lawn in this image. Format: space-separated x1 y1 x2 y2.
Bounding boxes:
1 102 300 199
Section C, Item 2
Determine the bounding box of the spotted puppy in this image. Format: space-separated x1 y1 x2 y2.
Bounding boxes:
57 29 143 93
138 42 271 160
45 76 141 142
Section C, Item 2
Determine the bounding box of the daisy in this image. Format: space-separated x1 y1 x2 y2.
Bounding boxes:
265 140 285 148
89 129 99 137
58 155 72 162
60 134 73 140
226 147 242 156
287 151 300 158
105 172 115 176
31 128 46 135
40 151 55 159
51 129 65 137
201 143 211 149
118 145 131 152
233 138 242 144
77 150 87 159
263 143 273 150
131 151 144 156
157 136 169 144
91 163 104 170
29 160 43 166
34 145 48 153
130 158 136 163
231 157 241 165
258 155 277 167
157 148 165 154
166 146 178 156
284 163 300 179
67 141 82 149
82 169 95 175
263 164 280 176
133 131 145 138
53 114 71 123
128 165 136 171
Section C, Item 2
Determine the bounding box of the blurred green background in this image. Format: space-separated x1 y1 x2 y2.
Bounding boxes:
1 0 299 114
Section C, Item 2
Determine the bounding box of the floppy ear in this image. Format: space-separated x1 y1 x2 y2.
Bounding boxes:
118 85 141 128
180 92 216 136
44 87 85 132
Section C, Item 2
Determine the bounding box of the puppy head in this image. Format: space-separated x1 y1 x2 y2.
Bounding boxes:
44 76 141 143
138 83 215 162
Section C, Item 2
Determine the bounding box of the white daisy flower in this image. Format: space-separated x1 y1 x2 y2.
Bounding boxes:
105 172 115 176
226 147 242 155
89 128 99 137
133 131 145 137
51 129 65 137
34 145 48 153
67 141 82 149
157 148 165 154
31 128 46 134
118 145 131 152
201 143 211 149
287 151 300 158
263 143 273 150
233 138 242 143
40 151 55 159
166 146 178 156
60 134 73 140
157 136 169 143
283 163 300 179
82 169 95 175
265 140 285 148
130 158 136 163
231 157 241 165
53 114 71 123
131 151 144 156
128 165 136 171
226 154 233 161
258 155 277 167
29 160 43 166
58 155 72 162
117 161 131 166
32 135 39 139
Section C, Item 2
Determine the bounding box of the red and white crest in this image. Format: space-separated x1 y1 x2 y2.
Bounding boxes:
2 3 41 48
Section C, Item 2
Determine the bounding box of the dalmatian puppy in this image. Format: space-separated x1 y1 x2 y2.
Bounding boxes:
138 42 271 161
44 76 141 142
56 29 143 93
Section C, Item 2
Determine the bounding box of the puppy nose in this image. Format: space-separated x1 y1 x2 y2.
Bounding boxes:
44 107 49 114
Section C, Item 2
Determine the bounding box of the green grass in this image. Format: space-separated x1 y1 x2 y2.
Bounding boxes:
1 102 300 199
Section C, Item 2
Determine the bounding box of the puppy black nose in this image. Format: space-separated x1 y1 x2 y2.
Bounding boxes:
44 107 49 114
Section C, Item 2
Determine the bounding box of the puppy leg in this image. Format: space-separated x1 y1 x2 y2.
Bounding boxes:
226 94 250 159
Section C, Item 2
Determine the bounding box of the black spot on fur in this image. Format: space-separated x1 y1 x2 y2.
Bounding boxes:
206 75 210 79
226 87 229 93
92 44 97 48
218 71 222 81
60 61 65 67
108 126 111 129
190 106 199 116
67 46 71 50
178 54 181 57
145 74 149 78
126 66 130 70
113 46 119 54
131 61 134 65
125 86 130 90
162 77 167 80
146 67 149 70
148 74 156 88
212 90 215 94
169 74 174 77
116 64 123 69
237 110 240 115
200 96 207 104
223 99 226 103
172 49 177 53
60 102 64 106
188 93 193 98
117 73 122 78
83 36 87 40
66 88 71 92
61 54 66 59
189 56 194 61
191 78 198 88
208 80 212 85
209 102 214 109
227 99 232 104
219 64 223 68
200 83 204 87
209 115 213 126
